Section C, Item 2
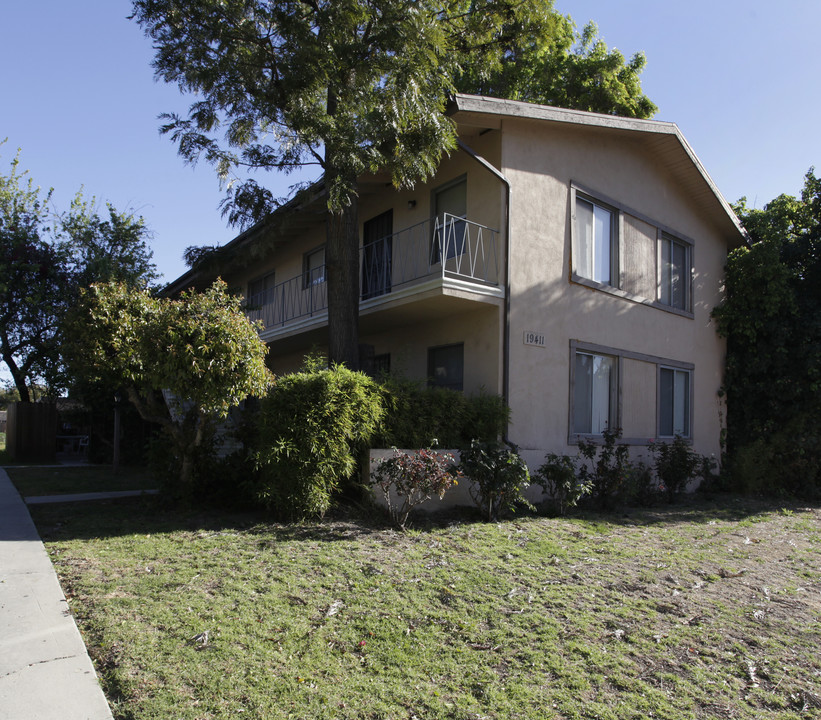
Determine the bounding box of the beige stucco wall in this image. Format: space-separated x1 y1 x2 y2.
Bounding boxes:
223 114 732 474
500 118 729 466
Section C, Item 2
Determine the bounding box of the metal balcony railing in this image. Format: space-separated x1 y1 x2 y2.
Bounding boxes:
246 214 500 331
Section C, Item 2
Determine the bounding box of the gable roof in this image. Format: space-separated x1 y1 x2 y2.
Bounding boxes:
448 94 746 243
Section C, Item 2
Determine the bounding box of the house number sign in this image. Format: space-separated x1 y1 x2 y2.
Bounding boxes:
523 331 545 347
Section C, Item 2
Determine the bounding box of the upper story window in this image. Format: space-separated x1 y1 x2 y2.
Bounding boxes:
247 270 275 307
574 194 617 286
303 246 325 288
659 234 692 312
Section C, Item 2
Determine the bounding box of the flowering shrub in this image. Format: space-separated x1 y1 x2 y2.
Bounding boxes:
370 448 461 529
459 440 533 521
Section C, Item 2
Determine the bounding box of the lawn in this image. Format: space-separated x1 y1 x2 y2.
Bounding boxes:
31 494 821 720
6 465 157 497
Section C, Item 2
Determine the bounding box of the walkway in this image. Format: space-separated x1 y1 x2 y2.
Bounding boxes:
0 468 114 720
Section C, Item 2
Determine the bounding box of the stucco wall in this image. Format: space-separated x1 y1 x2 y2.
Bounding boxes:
499 118 729 466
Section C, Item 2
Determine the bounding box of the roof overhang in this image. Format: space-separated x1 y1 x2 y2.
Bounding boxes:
448 94 747 246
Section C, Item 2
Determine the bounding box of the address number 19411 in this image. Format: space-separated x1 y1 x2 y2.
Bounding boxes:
523 331 545 347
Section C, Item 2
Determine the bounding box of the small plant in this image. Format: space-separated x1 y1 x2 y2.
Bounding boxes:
459 440 533 521
370 448 461 529
620 459 658 506
577 426 630 508
649 435 702 502
534 453 589 515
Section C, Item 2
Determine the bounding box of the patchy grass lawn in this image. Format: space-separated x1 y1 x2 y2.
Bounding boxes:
7 465 157 497
31 494 821 720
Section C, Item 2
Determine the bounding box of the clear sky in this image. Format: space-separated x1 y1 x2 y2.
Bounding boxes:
1 0 819 286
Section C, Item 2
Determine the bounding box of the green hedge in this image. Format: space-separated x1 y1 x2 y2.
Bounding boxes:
247 365 384 519
375 378 509 448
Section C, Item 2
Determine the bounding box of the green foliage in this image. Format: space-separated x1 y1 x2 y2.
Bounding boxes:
577 427 630 508
459 440 532 521
534 452 588 515
649 436 704 502
376 378 508 448
619 460 658 507
370 448 461 529
131 1 656 366
455 18 656 118
714 170 821 496
65 280 271 492
250 365 384 519
0 145 158 399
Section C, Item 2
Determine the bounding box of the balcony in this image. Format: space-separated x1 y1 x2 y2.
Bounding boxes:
246 214 503 340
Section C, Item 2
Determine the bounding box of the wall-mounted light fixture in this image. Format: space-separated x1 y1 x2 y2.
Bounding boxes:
407 200 417 209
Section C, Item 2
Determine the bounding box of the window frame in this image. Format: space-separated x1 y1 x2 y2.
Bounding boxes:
657 365 693 439
246 270 276 308
571 187 620 289
427 342 464 391
569 340 695 445
303 245 326 289
569 345 621 440
658 233 693 313
430 174 467 264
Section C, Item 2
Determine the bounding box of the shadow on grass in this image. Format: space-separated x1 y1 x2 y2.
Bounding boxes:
27 487 821 547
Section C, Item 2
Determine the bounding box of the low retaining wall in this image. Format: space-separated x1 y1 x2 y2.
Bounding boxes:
366 448 548 513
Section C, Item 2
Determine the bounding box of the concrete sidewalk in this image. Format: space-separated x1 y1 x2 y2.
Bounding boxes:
0 468 113 720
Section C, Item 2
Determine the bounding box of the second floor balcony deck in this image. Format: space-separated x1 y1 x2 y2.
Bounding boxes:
246 214 504 340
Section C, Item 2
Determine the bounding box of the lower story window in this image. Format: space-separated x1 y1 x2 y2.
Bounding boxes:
659 367 690 437
573 351 617 435
428 343 464 391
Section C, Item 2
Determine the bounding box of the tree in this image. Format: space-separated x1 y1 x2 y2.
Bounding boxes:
712 170 821 495
0 150 69 400
131 0 655 368
65 280 272 489
60 194 160 291
0 147 159 398
454 20 656 118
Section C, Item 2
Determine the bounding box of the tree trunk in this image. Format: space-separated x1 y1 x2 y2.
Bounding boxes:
1 349 30 402
325 193 360 369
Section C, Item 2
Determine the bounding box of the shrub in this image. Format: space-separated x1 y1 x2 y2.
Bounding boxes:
729 418 819 499
577 427 630 508
459 440 532 521
620 459 658 507
649 435 702 502
377 379 508 448
250 365 383 520
534 453 588 515
370 448 461 529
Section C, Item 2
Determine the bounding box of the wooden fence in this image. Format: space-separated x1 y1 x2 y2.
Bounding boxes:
6 402 57 461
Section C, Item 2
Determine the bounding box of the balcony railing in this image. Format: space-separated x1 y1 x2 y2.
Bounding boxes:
246 214 500 331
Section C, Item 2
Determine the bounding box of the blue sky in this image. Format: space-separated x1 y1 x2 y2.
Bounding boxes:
1 0 819 286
